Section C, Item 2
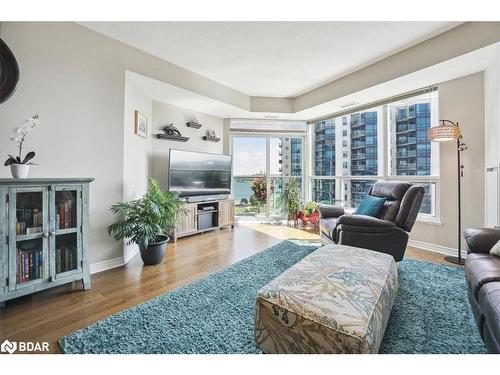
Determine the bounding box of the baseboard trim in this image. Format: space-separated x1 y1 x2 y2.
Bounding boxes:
408 239 466 258
90 256 125 275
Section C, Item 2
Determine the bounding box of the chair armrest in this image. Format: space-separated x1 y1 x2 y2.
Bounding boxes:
337 214 396 228
464 228 500 254
319 204 345 219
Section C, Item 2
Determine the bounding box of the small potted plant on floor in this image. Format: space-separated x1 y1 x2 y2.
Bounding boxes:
298 201 320 228
107 179 185 266
4 114 40 178
280 177 302 226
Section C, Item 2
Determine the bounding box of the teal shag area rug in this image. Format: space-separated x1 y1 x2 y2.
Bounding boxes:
59 240 486 354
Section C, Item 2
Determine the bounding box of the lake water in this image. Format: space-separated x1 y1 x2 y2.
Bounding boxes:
233 179 252 204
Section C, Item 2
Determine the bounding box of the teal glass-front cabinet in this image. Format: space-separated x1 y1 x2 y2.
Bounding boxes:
0 178 93 307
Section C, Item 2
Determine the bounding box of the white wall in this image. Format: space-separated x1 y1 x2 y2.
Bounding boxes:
484 44 500 227
411 72 485 251
122 73 153 263
0 22 126 265
151 101 225 191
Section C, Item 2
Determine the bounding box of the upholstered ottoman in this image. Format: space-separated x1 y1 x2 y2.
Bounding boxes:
254 244 398 353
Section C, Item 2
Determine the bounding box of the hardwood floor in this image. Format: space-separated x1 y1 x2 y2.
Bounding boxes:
0 222 446 353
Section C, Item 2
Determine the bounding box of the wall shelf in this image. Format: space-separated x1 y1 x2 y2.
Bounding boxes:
186 121 202 129
156 134 190 142
202 136 221 142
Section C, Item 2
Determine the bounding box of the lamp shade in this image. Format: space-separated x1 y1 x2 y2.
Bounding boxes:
428 123 461 142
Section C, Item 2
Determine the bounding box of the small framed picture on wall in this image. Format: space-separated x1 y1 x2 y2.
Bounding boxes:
134 110 148 139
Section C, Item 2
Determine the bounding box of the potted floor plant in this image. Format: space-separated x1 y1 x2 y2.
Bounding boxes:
280 177 302 225
107 179 185 266
4 114 40 178
298 201 320 228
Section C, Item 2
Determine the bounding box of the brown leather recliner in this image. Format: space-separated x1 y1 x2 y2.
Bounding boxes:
464 228 500 353
319 181 424 261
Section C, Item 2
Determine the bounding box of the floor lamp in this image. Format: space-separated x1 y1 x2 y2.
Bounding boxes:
428 120 468 265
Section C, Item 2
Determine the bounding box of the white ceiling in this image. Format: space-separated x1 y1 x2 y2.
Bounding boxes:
81 21 461 98
126 44 496 121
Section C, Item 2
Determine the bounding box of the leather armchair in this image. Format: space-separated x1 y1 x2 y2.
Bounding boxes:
464 228 500 353
319 181 424 261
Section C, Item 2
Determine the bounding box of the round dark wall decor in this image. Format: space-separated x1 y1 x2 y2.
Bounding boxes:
0 38 20 104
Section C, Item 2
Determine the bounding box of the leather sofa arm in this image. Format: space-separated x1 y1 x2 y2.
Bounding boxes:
464 228 500 254
319 204 345 219
337 214 396 228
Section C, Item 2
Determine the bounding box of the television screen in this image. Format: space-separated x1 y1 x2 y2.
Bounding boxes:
168 149 232 197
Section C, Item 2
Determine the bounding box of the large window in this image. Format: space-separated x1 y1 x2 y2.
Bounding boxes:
232 135 304 220
309 91 439 220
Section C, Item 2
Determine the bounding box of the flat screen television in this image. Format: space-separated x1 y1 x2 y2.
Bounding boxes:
168 149 232 198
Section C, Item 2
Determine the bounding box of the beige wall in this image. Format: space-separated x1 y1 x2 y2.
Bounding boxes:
411 73 485 250
151 101 225 191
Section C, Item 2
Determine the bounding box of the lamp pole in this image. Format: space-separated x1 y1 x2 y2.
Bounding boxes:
429 120 467 265
454 135 463 264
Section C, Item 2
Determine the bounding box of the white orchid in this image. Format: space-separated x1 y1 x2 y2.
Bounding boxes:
5 114 40 167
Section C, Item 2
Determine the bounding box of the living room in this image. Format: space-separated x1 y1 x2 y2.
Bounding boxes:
0 1 499 372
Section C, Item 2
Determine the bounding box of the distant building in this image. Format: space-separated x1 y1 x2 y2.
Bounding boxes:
312 119 335 203
347 111 378 207
279 137 302 177
389 101 432 213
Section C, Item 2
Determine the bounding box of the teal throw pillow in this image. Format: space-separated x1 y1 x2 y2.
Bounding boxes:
355 195 386 217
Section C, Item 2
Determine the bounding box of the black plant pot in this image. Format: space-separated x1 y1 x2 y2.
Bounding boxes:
139 235 169 266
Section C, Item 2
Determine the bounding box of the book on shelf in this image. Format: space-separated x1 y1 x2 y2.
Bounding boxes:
16 247 43 283
56 247 76 274
58 199 74 229
16 208 43 235
26 226 42 235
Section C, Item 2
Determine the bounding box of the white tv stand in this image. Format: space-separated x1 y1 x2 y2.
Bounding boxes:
172 198 234 242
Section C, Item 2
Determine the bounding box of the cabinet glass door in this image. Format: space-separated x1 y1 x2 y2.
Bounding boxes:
9 188 49 290
52 187 82 278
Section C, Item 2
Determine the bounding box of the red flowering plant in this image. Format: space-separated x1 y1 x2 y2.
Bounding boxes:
250 174 273 211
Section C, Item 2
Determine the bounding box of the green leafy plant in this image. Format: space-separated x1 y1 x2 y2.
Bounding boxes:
303 201 319 216
280 177 302 216
107 179 185 249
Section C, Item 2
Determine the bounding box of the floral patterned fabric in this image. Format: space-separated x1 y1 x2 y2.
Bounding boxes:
254 244 398 353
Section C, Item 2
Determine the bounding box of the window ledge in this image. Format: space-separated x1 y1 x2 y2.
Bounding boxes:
416 217 442 226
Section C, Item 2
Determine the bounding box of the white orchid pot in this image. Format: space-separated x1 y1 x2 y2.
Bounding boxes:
10 164 31 178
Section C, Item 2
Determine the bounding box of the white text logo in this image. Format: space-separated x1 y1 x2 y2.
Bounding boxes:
1 339 49 354
1 340 17 354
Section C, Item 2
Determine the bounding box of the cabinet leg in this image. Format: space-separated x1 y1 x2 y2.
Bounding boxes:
82 277 91 290
0 301 5 309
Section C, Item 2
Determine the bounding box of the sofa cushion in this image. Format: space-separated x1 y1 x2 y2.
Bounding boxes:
490 240 500 257
478 282 500 353
355 195 386 217
320 217 337 241
465 253 500 299
464 228 500 254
